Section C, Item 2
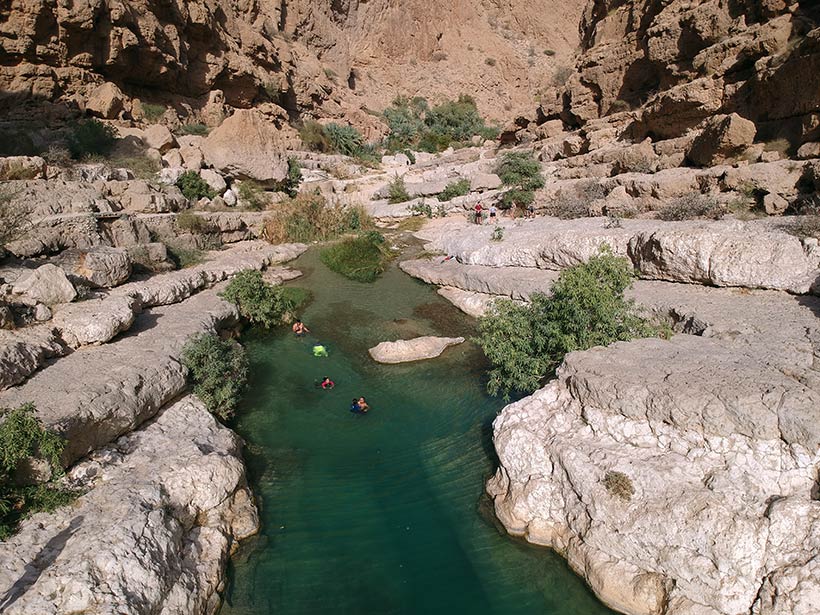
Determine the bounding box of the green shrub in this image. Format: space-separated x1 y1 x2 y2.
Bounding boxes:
181 333 248 420
0 403 71 539
387 175 411 204
165 243 205 268
176 210 214 234
141 103 166 123
491 226 504 242
237 181 269 211
67 119 117 159
221 270 299 327
299 120 332 152
276 157 303 198
262 192 374 243
176 171 216 202
475 248 662 398
496 151 544 211
0 187 31 248
437 179 471 201
657 193 724 221
383 96 429 151
178 123 209 136
603 471 635 501
320 231 392 282
408 201 433 218
325 123 366 157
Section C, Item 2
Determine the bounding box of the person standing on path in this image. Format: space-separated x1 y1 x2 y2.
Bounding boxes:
474 202 483 224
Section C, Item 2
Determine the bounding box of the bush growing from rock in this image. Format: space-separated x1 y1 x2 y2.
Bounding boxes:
299 120 332 152
657 193 724 221
438 179 471 201
325 123 366 157
165 243 205 269
221 270 299 327
178 123 209 136
237 180 269 211
67 119 117 159
496 151 544 210
181 333 248 421
176 210 215 234
0 403 72 539
476 248 663 398
387 175 411 204
176 171 217 202
262 192 373 243
320 231 392 282
603 470 635 501
276 157 303 198
0 187 31 248
140 103 166 123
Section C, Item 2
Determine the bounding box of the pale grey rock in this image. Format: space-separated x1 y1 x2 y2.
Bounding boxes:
763 192 789 215
200 169 227 193
143 124 177 153
368 336 465 363
12 264 76 306
796 142 820 160
162 148 184 169
158 166 185 186
687 114 757 166
180 144 204 171
436 287 498 318
0 325 66 390
0 396 258 615
56 246 132 288
223 188 237 206
51 295 140 347
33 303 51 321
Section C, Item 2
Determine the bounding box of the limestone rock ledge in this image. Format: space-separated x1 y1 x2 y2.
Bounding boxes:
487 346 820 615
368 336 465 363
0 395 258 615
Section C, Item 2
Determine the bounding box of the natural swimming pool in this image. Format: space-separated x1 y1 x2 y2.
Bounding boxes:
220 248 614 615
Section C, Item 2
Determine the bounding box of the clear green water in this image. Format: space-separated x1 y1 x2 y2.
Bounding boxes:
221 249 614 615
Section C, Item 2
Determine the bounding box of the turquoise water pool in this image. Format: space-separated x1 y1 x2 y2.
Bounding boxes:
220 248 614 615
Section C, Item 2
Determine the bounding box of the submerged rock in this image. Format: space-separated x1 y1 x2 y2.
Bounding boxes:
368 336 465 363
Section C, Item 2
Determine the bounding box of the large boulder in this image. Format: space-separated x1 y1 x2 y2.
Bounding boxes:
85 82 126 119
368 336 465 363
200 110 288 185
686 113 757 167
143 125 177 154
0 156 46 180
12 264 77 306
56 246 132 288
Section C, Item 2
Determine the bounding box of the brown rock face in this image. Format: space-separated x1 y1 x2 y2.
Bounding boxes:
686 113 757 167
542 0 820 145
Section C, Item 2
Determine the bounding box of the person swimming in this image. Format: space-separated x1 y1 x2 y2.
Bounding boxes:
320 377 335 389
349 397 369 414
292 320 310 336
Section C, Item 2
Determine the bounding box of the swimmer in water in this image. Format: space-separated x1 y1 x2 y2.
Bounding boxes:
357 396 369 413
292 320 310 336
320 376 335 389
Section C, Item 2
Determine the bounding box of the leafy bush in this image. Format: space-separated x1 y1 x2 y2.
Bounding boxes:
0 403 70 539
237 181 269 211
299 120 332 152
181 333 248 421
382 94 498 153
438 179 471 202
165 243 205 269
496 151 544 211
0 187 31 248
176 210 215 234
177 171 217 202
141 103 166 123
178 123 209 136
603 471 635 501
476 248 662 398
320 231 392 282
221 270 299 327
277 157 303 198
491 226 504 242
657 193 724 221
262 192 373 243
387 175 411 204
68 119 117 159
325 123 366 157
408 201 433 218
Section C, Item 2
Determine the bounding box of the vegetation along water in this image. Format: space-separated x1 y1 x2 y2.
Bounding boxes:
220 248 615 615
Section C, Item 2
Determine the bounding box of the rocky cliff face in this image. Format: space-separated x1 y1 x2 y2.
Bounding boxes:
0 0 585 126
537 0 820 147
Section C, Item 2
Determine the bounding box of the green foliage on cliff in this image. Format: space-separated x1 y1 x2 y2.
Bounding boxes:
437 179 471 202
176 171 217 202
261 192 373 243
387 175 411 204
495 151 544 210
68 119 117 159
0 403 72 539
475 248 662 399
383 94 498 153
221 270 298 328
181 333 248 421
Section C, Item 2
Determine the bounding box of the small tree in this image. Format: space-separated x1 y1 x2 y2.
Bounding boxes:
437 179 471 202
67 119 117 159
476 248 662 398
387 175 411 204
176 171 216 201
220 270 297 327
495 151 544 212
181 333 248 421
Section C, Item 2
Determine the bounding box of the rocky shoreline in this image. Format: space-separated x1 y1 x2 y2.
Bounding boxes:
402 217 820 615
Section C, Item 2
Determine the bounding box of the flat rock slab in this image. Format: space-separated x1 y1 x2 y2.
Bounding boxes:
368 336 465 363
0 395 258 615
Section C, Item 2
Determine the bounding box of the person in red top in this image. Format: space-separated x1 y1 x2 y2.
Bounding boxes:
320 376 335 389
474 202 483 224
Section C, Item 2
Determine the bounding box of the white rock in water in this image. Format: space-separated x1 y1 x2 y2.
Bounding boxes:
368 336 465 363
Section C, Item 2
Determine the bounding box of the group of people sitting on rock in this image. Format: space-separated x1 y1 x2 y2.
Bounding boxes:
473 201 535 223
